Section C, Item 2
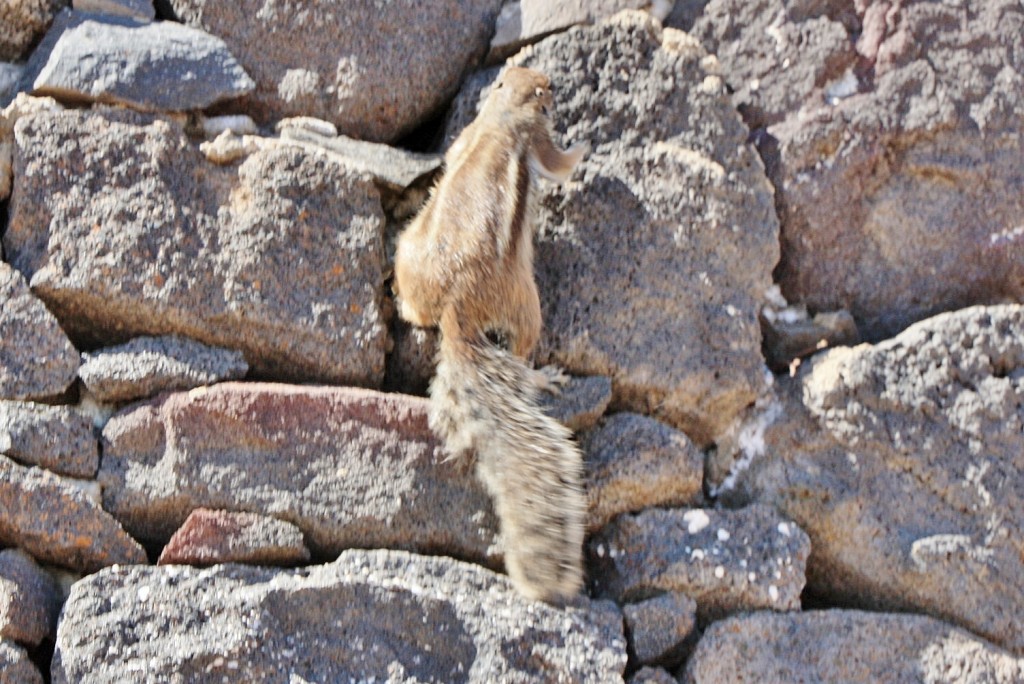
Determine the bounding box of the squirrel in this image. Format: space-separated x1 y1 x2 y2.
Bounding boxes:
394 66 589 604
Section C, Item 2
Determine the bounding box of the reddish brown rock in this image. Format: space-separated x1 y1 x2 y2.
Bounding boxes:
100 383 499 565
0 549 61 647
158 508 310 567
0 456 146 573
583 413 703 532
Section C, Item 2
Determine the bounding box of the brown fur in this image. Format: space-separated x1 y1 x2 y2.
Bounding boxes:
394 67 588 603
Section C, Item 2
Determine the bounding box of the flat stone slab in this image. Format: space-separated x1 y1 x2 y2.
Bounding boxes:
52 549 627 683
0 262 79 401
0 455 146 573
683 610 1024 683
99 382 499 564
24 10 254 111
589 504 809 622
0 401 98 478
157 508 310 567
5 107 387 387
79 335 248 403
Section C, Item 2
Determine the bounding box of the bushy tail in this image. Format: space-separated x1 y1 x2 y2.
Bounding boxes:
430 309 585 603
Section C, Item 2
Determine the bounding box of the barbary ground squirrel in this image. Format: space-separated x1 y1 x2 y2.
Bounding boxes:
394 66 589 603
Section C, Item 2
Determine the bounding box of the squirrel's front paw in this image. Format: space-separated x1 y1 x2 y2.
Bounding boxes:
533 365 570 395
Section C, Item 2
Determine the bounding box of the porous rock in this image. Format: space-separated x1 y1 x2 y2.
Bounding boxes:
157 508 310 567
79 335 248 403
0 261 79 402
676 0 1024 339
0 0 66 62
0 455 146 573
71 0 154 20
583 412 703 532
683 610 1024 684
717 305 1024 653
589 504 808 622
5 107 387 387
540 374 613 433
448 13 780 446
100 382 499 564
166 0 503 142
0 549 61 647
0 639 43 684
629 667 677 684
0 401 98 478
52 549 628 683
23 10 253 111
623 591 696 667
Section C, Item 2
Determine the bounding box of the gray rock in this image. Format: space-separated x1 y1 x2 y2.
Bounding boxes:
0 639 43 684
716 305 1024 654
0 0 66 62
0 63 22 107
629 667 677 684
583 413 703 532
52 549 628 683
166 0 503 142
676 0 1024 340
0 401 98 478
540 374 613 433
589 504 808 622
79 335 248 403
683 610 1024 684
0 549 61 647
0 455 146 573
100 382 500 564
451 13 780 446
489 0 665 62
0 261 80 402
72 0 154 20
23 10 253 112
278 127 442 194
157 508 310 567
623 592 696 667
5 108 388 387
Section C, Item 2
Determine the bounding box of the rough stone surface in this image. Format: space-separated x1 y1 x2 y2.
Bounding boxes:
449 13 780 445
629 667 677 684
0 0 66 61
0 549 61 647
79 335 248 403
5 108 387 387
23 10 254 111
0 640 43 684
716 305 1024 654
676 0 1024 340
0 455 146 573
166 0 503 142
0 401 98 478
582 412 703 532
100 382 499 564
589 504 809 622
0 261 80 402
71 0 154 20
623 591 696 667
157 508 310 567
683 610 1024 684
539 374 613 433
489 0 666 62
53 549 628 683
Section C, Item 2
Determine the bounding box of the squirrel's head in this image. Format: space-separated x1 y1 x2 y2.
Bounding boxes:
490 66 555 117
